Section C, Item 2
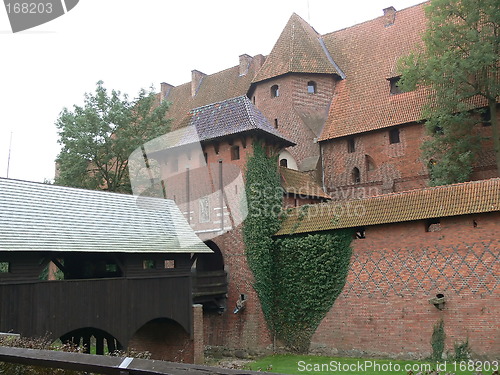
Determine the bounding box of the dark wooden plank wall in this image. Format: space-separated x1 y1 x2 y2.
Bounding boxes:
0 274 192 347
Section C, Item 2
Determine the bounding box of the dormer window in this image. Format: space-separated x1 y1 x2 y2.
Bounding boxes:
271 85 279 98
307 81 317 94
389 77 402 95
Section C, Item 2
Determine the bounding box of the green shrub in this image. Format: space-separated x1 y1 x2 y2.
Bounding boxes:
430 319 446 361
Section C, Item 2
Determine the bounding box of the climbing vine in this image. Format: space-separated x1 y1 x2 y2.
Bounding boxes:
243 142 282 337
274 231 353 352
243 142 353 352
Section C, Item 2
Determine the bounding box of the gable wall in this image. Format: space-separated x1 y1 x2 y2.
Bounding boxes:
252 74 337 171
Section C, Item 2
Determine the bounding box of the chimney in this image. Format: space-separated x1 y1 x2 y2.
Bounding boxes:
160 82 174 103
253 54 266 70
383 6 396 27
239 54 252 76
191 70 206 97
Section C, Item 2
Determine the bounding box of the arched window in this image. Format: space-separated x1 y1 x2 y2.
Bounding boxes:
307 81 317 94
365 155 376 171
352 167 361 184
271 85 279 98
279 159 288 168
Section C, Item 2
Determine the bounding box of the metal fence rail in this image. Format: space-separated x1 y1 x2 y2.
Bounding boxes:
0 346 276 375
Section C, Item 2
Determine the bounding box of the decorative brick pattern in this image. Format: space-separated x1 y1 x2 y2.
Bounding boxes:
344 242 499 297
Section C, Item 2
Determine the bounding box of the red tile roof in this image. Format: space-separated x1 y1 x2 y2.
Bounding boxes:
276 178 500 235
252 13 344 83
163 58 264 130
319 2 430 140
279 167 331 199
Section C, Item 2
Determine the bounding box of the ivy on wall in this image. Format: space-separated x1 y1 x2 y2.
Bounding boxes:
243 142 282 336
243 142 353 352
274 230 353 352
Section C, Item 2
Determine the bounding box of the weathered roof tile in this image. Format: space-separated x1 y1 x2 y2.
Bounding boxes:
276 178 500 235
0 178 211 253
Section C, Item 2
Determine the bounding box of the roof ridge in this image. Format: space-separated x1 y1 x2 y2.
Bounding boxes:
0 177 138 198
331 178 500 205
321 1 429 38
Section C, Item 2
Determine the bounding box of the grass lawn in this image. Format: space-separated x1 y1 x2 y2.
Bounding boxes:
247 354 493 375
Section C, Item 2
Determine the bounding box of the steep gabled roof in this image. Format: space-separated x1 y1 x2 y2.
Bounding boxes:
0 178 211 253
169 96 295 147
252 13 344 83
279 167 330 199
320 2 430 140
276 178 500 235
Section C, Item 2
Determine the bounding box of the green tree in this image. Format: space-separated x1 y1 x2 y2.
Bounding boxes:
399 0 500 185
55 81 171 193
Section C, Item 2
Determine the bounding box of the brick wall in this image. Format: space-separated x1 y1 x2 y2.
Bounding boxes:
128 318 194 363
311 212 500 359
203 226 272 354
252 74 337 171
321 113 499 199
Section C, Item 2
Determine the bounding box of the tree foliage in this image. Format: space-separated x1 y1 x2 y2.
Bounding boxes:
243 143 353 352
399 0 500 185
55 81 171 193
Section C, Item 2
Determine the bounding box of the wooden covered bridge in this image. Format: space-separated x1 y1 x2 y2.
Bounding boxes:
0 178 227 362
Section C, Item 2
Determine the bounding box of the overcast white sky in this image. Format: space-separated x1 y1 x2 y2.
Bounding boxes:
0 0 425 183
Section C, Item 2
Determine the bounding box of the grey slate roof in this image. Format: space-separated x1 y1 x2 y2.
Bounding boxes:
151 96 295 151
0 178 211 253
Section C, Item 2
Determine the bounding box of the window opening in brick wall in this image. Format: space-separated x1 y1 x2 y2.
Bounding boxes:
352 167 361 184
279 158 288 168
355 227 366 239
231 146 240 160
425 218 441 232
365 155 376 171
274 118 278 129
271 85 279 98
307 81 317 94
389 77 402 95
481 107 491 126
389 127 400 144
473 220 478 228
347 137 355 153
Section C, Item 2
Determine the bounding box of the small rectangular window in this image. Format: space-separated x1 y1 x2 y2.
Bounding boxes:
231 146 240 160
143 260 156 269
389 128 400 144
164 260 175 269
390 77 402 95
0 262 10 273
354 227 365 239
274 119 278 129
347 137 355 153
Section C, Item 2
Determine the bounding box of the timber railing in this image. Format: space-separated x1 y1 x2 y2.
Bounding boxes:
0 346 278 375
